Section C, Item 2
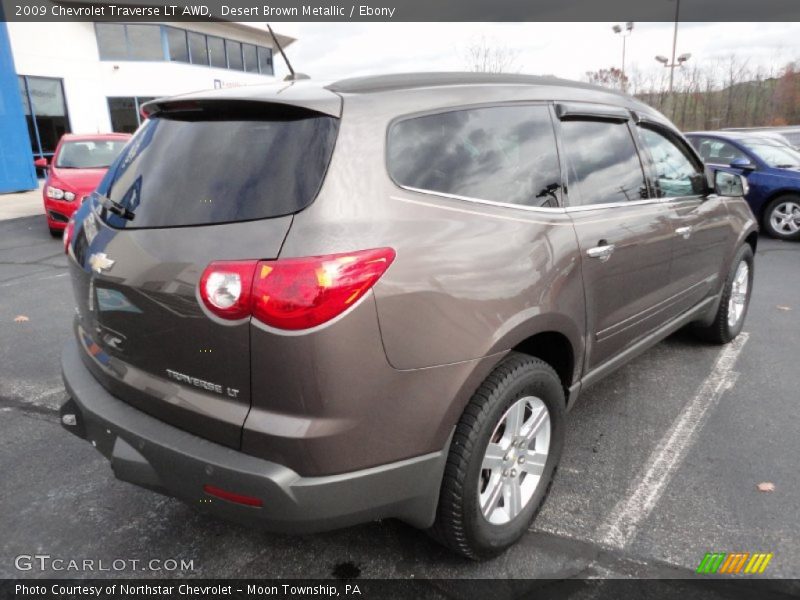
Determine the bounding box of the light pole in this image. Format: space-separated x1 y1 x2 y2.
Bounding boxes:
655 0 690 117
612 21 634 91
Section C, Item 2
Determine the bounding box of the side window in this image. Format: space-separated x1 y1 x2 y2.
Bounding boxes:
559 119 647 206
638 127 702 198
693 137 746 164
388 105 561 208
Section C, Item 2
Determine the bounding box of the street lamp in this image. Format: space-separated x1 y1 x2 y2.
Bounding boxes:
612 21 634 91
654 0 689 118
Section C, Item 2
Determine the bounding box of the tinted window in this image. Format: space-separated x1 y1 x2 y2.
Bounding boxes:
692 137 747 164
165 27 188 63
388 105 561 207
560 120 647 206
638 127 701 198
126 25 164 61
103 109 339 228
208 37 226 68
95 24 127 60
226 40 243 70
257 47 273 75
243 44 258 73
188 32 209 66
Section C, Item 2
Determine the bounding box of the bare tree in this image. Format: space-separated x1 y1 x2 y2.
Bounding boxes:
585 67 629 91
463 36 521 73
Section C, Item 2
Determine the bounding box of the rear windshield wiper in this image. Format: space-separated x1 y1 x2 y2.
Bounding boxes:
100 196 135 221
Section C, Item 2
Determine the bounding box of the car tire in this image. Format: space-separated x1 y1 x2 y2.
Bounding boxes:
762 195 800 241
693 244 754 345
49 227 62 238
429 352 565 560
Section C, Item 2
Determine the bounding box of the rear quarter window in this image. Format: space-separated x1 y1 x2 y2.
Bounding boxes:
387 105 562 208
102 103 339 229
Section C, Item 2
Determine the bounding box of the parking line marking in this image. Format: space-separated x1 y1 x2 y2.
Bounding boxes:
596 333 749 550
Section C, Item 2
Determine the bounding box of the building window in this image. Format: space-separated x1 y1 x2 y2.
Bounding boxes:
108 96 156 134
204 36 224 68
242 44 258 73
95 23 275 75
226 40 243 71
95 23 127 60
96 23 164 61
257 47 274 75
18 75 71 158
165 27 189 63
126 25 163 61
188 31 209 66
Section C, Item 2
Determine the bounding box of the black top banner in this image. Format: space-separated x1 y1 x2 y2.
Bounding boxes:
2 0 800 22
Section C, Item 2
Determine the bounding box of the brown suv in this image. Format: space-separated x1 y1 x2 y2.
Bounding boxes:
60 73 757 559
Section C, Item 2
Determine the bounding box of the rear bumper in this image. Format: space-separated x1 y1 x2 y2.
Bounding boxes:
60 339 448 533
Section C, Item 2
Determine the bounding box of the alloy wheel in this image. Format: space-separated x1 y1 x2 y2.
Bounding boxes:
770 200 800 235
727 260 750 328
478 396 551 525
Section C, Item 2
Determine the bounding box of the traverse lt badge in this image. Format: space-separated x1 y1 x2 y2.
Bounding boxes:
89 252 115 274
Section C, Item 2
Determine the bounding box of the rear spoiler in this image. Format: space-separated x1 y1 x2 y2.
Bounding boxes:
141 81 342 119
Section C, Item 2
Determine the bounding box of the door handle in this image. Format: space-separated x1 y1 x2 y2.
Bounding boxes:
675 226 693 239
586 244 616 262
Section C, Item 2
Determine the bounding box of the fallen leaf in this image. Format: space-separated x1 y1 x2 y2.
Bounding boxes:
776 305 791 311
757 482 775 492
13 315 29 323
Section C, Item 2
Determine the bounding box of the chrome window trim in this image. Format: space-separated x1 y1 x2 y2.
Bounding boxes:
398 185 567 213
563 195 705 212
397 186 705 214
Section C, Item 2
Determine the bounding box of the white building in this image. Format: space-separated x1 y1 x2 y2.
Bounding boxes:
4 20 292 167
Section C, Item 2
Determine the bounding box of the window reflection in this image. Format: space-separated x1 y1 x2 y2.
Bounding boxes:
388 105 562 207
560 120 647 206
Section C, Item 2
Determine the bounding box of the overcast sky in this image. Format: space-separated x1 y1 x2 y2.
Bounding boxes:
268 22 800 83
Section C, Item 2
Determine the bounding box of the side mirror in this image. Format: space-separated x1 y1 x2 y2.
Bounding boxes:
34 157 49 169
714 170 749 197
730 157 755 171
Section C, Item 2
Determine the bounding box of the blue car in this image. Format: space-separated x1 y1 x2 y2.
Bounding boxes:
687 131 800 241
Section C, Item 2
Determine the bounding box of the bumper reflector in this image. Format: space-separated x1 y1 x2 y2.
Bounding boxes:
203 484 263 507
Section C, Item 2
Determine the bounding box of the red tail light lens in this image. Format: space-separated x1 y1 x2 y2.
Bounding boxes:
198 248 395 330
198 260 257 320
63 218 76 254
252 248 395 330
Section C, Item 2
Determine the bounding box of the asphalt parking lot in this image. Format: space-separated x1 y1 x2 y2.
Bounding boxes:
0 214 798 587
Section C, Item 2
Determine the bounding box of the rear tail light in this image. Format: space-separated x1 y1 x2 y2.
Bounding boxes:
198 261 257 320
63 218 75 254
198 248 395 330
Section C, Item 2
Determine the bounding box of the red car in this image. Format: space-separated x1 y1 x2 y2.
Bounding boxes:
35 133 131 236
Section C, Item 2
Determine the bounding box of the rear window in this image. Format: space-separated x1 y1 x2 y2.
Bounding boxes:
100 103 339 228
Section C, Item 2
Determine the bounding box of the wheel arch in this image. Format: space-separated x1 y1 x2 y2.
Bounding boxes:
757 188 800 221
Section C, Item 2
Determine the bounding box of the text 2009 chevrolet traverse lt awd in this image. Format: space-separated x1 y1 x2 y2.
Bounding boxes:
60 73 756 559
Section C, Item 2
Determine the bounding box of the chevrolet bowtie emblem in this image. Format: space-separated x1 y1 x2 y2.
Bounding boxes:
89 252 115 274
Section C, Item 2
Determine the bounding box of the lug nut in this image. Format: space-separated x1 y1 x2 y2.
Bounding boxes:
518 456 525 464
510 469 517 477
503 469 509 477
504 453 511 461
